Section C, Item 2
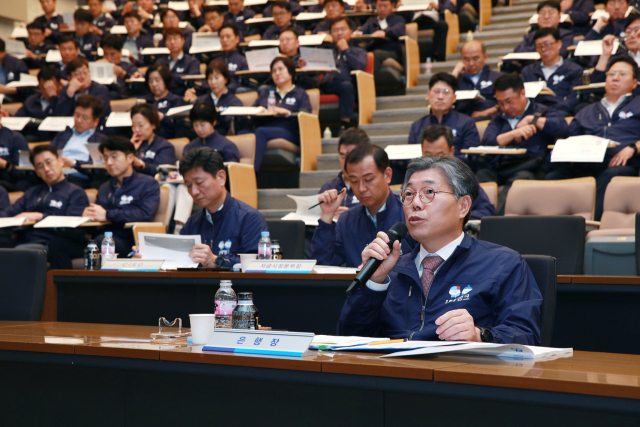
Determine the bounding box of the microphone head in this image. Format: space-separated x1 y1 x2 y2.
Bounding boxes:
388 222 408 241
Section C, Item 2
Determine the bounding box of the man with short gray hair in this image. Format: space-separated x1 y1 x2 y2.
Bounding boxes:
338 155 542 345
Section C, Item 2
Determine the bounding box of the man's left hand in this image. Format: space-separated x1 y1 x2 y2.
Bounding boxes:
609 145 637 167
189 244 217 266
84 203 108 221
435 309 480 341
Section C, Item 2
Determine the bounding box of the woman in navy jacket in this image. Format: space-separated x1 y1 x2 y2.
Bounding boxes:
130 103 177 176
246 57 311 170
143 64 185 138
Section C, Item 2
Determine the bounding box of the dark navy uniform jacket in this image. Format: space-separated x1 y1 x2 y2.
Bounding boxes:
223 8 257 36
471 188 496 220
322 43 367 84
408 110 480 162
143 92 185 138
515 28 574 58
0 179 88 243
337 234 542 345
585 18 626 40
96 171 160 240
521 59 582 114
313 18 357 34
33 13 65 42
113 61 139 98
565 0 595 35
135 135 177 175
122 32 155 66
196 90 244 135
57 81 112 118
0 54 29 86
359 14 406 58
263 24 306 40
155 53 201 95
17 93 59 119
77 32 101 61
253 85 312 133
94 13 116 33
263 1 304 16
50 126 107 171
183 132 241 163
590 45 640 96
180 193 268 267
0 127 29 184
0 186 8 210
310 191 417 267
319 172 361 209
207 50 248 93
25 42 56 69
158 28 194 55
568 95 640 168
481 102 569 165
455 66 502 116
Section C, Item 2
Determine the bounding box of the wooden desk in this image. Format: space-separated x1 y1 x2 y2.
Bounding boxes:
461 148 528 155
0 321 638 427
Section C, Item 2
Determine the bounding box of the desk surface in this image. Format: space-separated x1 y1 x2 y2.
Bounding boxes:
0 321 638 400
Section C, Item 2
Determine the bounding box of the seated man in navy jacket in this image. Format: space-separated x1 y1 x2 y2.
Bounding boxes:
83 136 161 256
88 0 116 36
354 0 405 73
34 0 65 43
0 38 30 103
319 128 371 217
223 0 256 37
56 58 112 119
183 102 241 162
409 73 480 163
100 34 143 99
311 144 416 267
585 0 627 41
547 55 640 220
521 28 582 116
451 40 502 120
154 28 201 96
121 11 154 67
477 73 569 213
14 67 63 142
561 0 595 36
263 0 304 17
263 2 305 40
206 23 248 93
514 1 574 58
56 35 81 79
312 0 354 34
0 117 29 192
0 145 89 269
338 155 542 345
421 125 496 220
24 21 56 70
73 9 101 61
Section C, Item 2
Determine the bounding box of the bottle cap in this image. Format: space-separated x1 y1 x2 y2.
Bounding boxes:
261 231 270 237
220 280 232 285
271 239 280 245
238 292 253 300
104 232 113 237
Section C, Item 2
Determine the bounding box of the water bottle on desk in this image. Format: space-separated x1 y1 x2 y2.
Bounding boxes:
215 280 237 329
101 232 116 260
267 90 276 112
258 231 272 260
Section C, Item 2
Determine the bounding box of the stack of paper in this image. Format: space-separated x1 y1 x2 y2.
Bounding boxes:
0 218 27 229
309 335 389 350
10 26 28 39
312 265 359 275
551 135 615 163
574 39 620 56
300 47 336 70
220 106 267 115
109 25 128 35
33 216 93 228
6 73 38 88
384 144 422 161
295 11 327 21
524 81 555 98
1 117 31 131
38 117 74 132
166 105 194 116
138 232 201 269
105 112 132 128
455 90 485 100
246 47 279 71
5 39 27 59
299 34 328 46
140 47 170 56
380 342 574 360
190 33 222 54
45 50 62 63
502 52 541 61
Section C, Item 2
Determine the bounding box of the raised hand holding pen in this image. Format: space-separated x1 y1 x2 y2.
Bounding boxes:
318 188 347 224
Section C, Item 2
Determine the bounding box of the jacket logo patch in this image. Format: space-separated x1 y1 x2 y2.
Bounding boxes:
237 16 245 21
285 97 296 105
49 200 63 209
83 44 92 50
480 80 492 89
120 195 134 205
452 129 457 137
176 67 185 73
552 75 565 85
217 239 232 256
144 150 156 159
0 147 9 156
619 111 633 120
7 72 14 81
352 195 359 204
157 100 168 109
228 63 238 71
51 23 58 30
445 285 473 304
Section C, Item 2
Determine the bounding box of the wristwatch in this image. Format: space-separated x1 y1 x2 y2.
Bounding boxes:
630 142 638 156
478 327 493 343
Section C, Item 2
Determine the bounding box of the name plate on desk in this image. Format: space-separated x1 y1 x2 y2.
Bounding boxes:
245 259 316 273
203 329 315 357
101 259 164 271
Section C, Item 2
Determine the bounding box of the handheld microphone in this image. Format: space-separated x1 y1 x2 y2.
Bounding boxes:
346 222 408 296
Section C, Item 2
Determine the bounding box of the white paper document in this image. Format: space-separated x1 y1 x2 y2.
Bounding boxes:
384 144 422 161
337 340 463 352
1 117 31 131
529 13 570 24
312 265 359 275
309 335 388 350
6 73 38 88
86 143 104 165
190 33 222 54
5 39 27 59
38 117 74 132
299 34 328 46
18 150 32 168
591 9 609 20
138 232 201 269
381 342 573 360
0 217 27 228
245 17 274 24
45 49 62 63
281 194 323 226
295 11 327 21
502 52 541 61
10 26 28 39
574 39 620 56
105 112 133 127
168 1 190 10
220 106 267 115
248 40 281 47
524 81 548 98
455 90 484 100
90 62 116 85
465 146 527 154
140 47 170 56
109 25 128 35
33 216 93 228
166 104 195 116
551 135 614 163
300 47 336 70
246 47 279 71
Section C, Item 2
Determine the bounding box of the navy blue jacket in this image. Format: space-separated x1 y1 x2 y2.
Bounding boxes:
135 135 177 175
470 187 496 220
263 1 304 16
122 32 155 66
481 102 569 165
207 50 248 93
143 92 185 138
113 61 138 98
337 234 542 345
0 126 29 184
181 193 268 267
521 59 582 114
313 18 357 34
455 66 502 116
223 8 257 36
16 93 59 119
591 52 640 96
408 110 480 162
359 14 406 58
0 179 88 243
34 13 65 42
253 85 312 133
96 171 160 240
24 42 56 69
94 13 116 33
56 81 112 118
0 186 8 210
568 95 640 168
515 28 574 58
196 90 244 135
585 18 626 40
310 191 417 267
321 43 367 84
77 32 101 61
158 28 194 55
319 172 361 209
263 24 306 40
565 0 595 35
155 53 201 95
50 127 107 171
183 132 240 163
1 54 29 86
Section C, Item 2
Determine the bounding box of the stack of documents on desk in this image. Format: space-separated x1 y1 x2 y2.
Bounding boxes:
0 217 27 228
138 232 200 269
312 265 358 275
7 73 38 88
465 146 526 154
2 117 31 131
39 117 74 132
33 216 93 228
310 335 390 350
380 342 573 360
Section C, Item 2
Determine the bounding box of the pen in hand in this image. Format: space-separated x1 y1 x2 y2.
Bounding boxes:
308 187 347 210
127 249 139 257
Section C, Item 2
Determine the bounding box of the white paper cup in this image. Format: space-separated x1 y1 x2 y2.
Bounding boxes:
189 314 216 345
239 253 257 272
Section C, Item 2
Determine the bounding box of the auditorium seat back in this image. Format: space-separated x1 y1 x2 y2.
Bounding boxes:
3 103 22 116
505 178 596 220
236 91 259 107
111 98 137 113
227 162 257 208
154 185 171 227
522 255 557 347
168 138 190 160
228 134 256 166
307 89 320 116
299 112 322 172
479 182 498 209
9 192 23 205
444 10 460 55
403 34 420 88
0 249 47 321
133 223 166 247
475 120 490 141
599 177 640 230
356 70 376 125
266 219 305 259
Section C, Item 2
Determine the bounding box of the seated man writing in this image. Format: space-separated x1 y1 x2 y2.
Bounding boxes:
338 155 542 345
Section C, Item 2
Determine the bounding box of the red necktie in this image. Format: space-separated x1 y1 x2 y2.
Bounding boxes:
420 255 444 298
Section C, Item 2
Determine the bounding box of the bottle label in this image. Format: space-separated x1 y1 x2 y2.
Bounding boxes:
215 300 237 315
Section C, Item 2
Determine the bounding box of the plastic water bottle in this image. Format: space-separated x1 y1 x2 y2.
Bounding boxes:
425 57 432 75
267 90 276 111
101 232 116 260
84 240 101 270
323 127 332 139
215 280 237 329
258 231 272 260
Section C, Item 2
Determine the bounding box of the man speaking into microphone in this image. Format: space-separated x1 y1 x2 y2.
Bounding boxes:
337 156 542 345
